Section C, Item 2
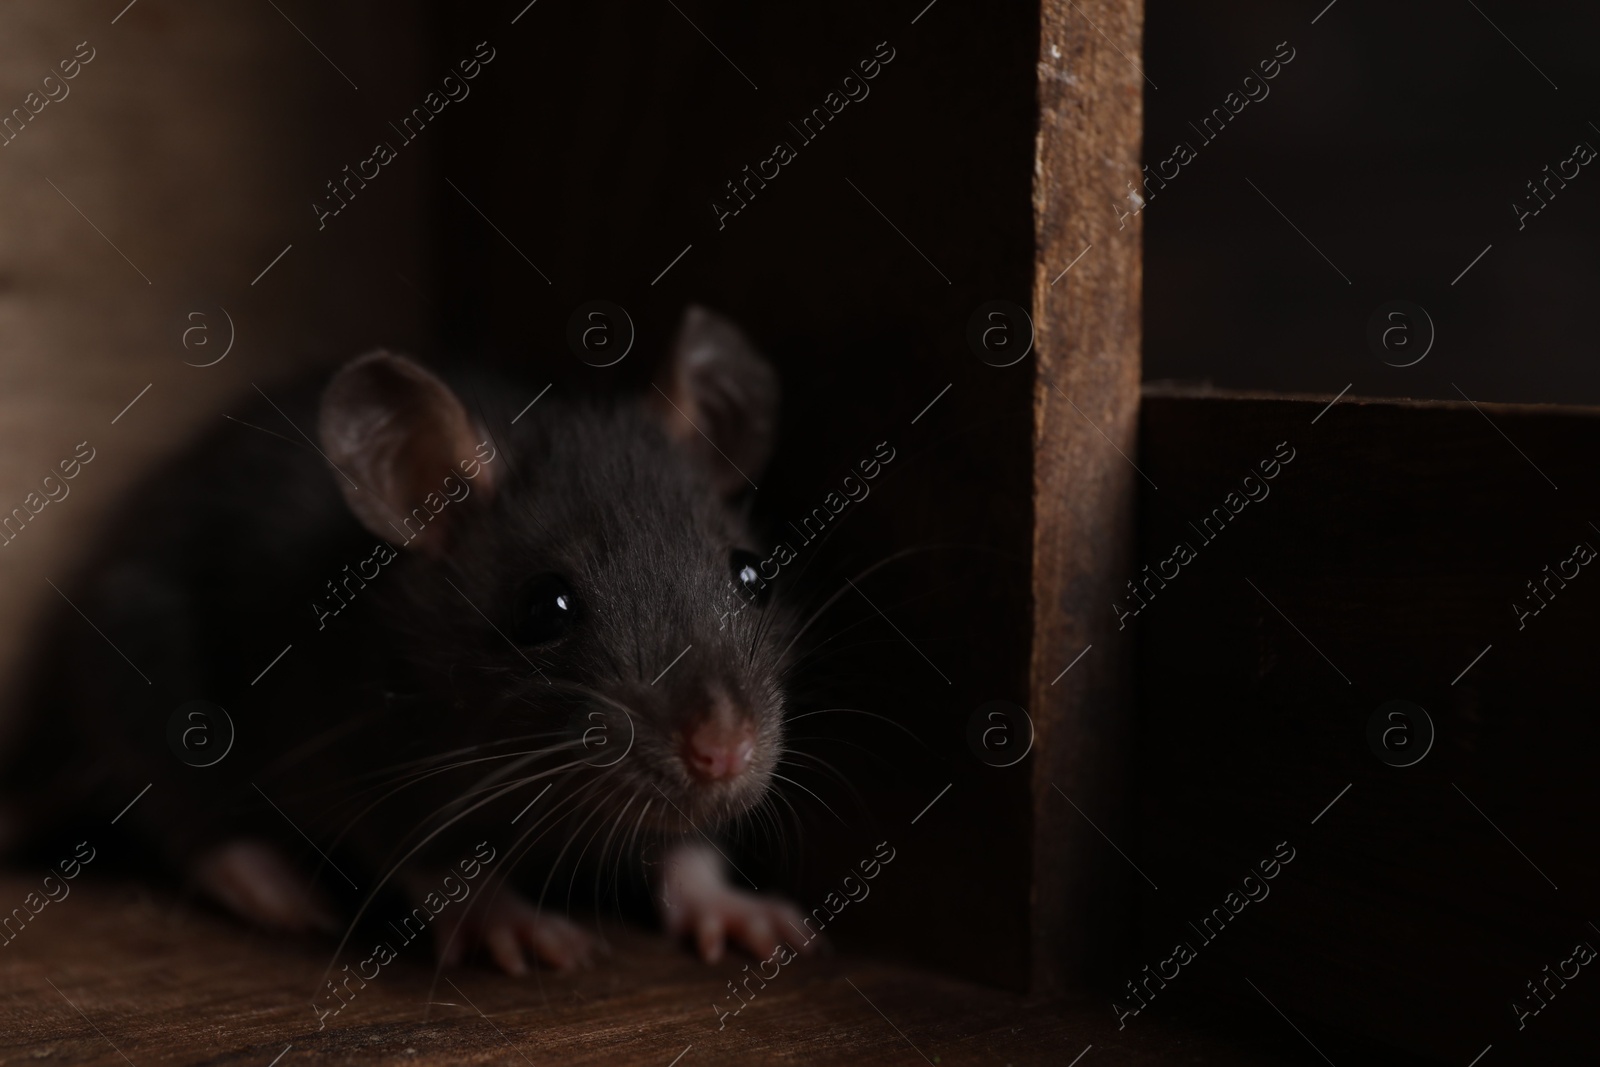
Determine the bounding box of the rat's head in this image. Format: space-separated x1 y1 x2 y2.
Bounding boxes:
318 306 788 831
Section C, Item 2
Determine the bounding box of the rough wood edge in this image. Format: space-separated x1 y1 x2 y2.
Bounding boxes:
1142 381 1600 418
1030 0 1145 994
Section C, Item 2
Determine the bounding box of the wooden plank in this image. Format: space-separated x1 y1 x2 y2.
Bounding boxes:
1131 387 1600 1063
0 877 1317 1065
1032 0 1147 993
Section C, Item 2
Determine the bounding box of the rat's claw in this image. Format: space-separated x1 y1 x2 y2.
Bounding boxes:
514 907 595 972
695 914 726 963
657 842 813 962
192 838 340 934
673 883 812 962
486 926 527 976
435 890 595 975
740 912 777 959
728 893 810 960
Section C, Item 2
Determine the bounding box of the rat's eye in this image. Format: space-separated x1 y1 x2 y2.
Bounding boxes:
512 574 578 644
730 549 770 606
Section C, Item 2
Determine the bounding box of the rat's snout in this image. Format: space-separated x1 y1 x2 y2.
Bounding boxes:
679 698 757 783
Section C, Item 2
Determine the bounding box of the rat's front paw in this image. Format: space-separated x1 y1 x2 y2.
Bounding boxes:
664 883 810 963
657 844 810 963
192 838 339 934
435 889 595 976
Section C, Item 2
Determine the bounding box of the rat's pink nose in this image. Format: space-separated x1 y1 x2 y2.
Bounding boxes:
682 716 756 782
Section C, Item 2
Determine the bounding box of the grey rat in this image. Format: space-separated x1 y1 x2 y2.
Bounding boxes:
7 305 811 974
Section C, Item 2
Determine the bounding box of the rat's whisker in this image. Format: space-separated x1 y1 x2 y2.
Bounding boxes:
519 773 617 1005
324 742 587 856
767 770 846 826
252 703 391 784
455 771 601 931
329 738 574 812
787 732 910 775
762 785 804 865
348 728 572 782
773 546 942 666
270 728 574 818
536 775 615 922
598 782 645 929
767 793 796 869
740 792 782 868
779 750 869 823
424 772 607 1007
321 768 554 992
359 754 592 912
626 796 655 886
569 786 635 950
784 706 927 747
566 776 630 915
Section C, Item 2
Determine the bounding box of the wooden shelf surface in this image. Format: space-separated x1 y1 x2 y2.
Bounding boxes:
0 875 1320 1066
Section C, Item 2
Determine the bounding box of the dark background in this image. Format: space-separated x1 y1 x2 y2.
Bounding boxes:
1131 4 1600 1062
1143 0 1600 404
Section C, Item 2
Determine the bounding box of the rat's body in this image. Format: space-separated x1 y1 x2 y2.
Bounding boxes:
6 307 806 973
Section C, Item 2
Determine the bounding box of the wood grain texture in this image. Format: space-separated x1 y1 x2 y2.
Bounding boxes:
0 877 1316 1066
1031 0 1146 993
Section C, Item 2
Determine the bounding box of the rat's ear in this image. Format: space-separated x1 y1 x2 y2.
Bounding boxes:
318 351 496 554
649 305 779 496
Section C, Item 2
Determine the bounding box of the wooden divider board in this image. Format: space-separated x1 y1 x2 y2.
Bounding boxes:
1032 0 1147 993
